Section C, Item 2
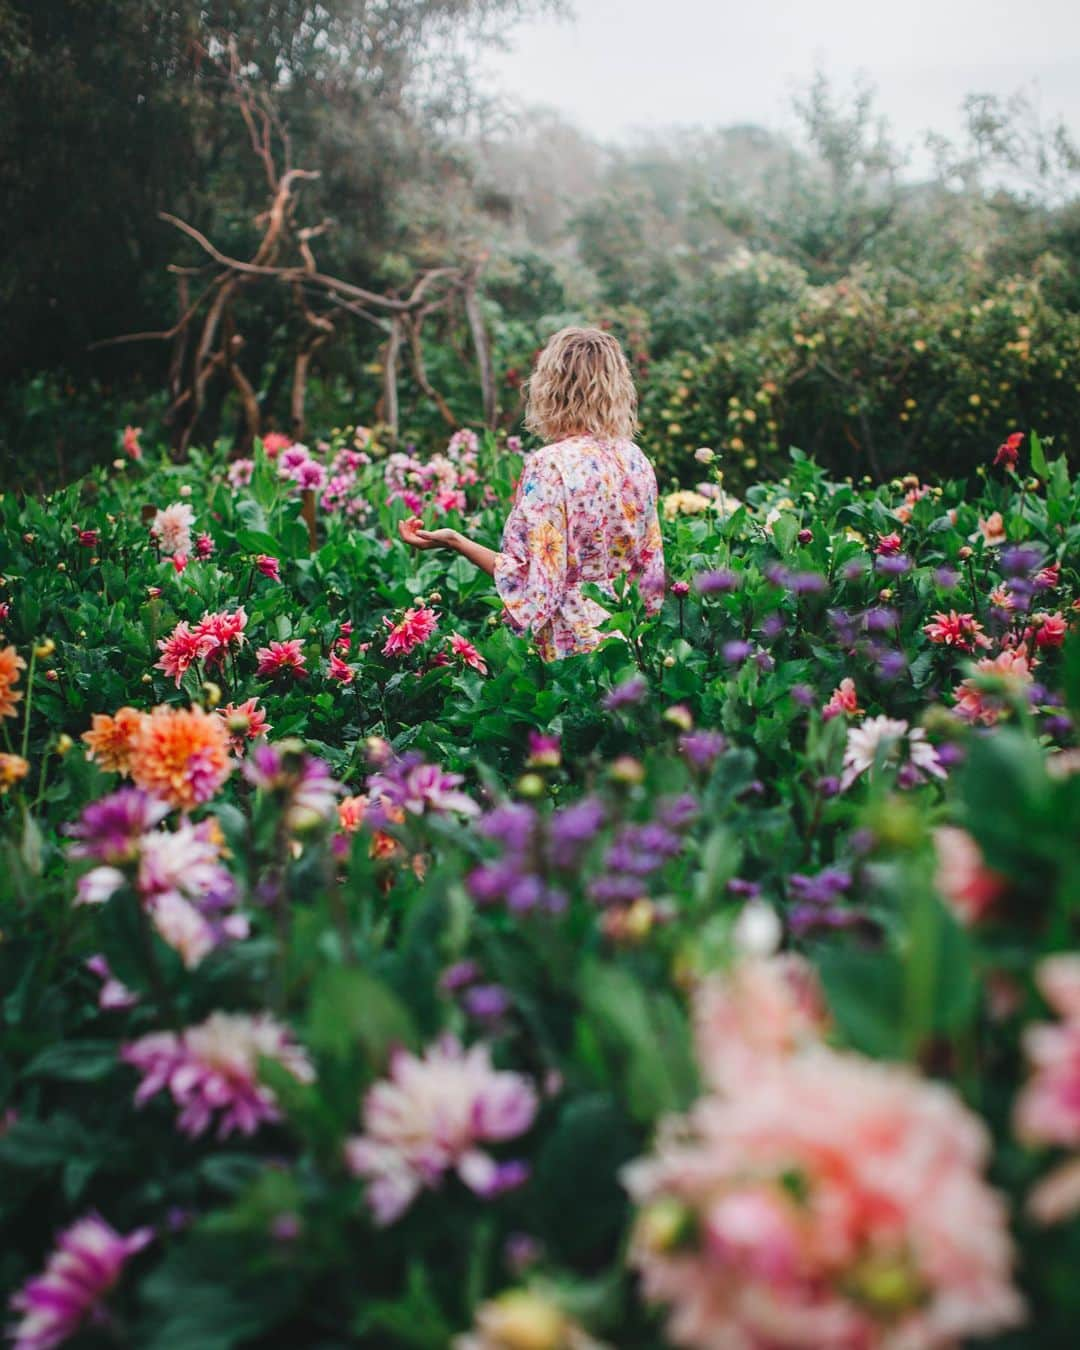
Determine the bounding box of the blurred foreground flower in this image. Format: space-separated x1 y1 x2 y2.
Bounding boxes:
8 1213 152 1350
123 1011 314 1139
345 1036 537 1225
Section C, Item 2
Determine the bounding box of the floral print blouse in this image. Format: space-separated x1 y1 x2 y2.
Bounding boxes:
494 435 666 661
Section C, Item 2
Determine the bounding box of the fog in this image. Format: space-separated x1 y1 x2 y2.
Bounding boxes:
482 0 1080 170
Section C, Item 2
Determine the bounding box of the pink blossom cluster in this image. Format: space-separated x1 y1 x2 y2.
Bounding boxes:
383 606 439 657
623 957 1024 1349
277 442 327 492
155 607 248 686
953 647 1034 726
320 445 372 518
123 1010 315 1139
1014 954 1080 1224
345 1035 537 1224
8 1213 152 1350
383 431 479 517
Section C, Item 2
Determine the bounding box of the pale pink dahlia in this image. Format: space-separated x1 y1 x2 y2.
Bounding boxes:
123 1011 314 1139
624 1048 1023 1349
1015 955 1080 1223
345 1036 537 1225
149 501 195 556
8 1213 152 1350
840 716 945 791
822 677 862 722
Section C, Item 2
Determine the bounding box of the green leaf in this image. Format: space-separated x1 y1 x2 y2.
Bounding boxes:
1030 430 1049 479
817 946 906 1059
24 1039 119 1082
307 965 417 1065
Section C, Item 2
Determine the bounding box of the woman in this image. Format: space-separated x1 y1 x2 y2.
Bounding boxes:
398 326 665 661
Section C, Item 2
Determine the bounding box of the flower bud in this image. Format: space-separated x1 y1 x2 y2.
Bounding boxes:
201 681 222 709
476 1291 568 1350
608 755 645 786
55 734 74 756
797 528 813 545
733 899 783 957
34 639 55 658
663 703 693 732
958 546 973 560
663 654 676 668
635 1197 697 1254
56 563 67 573
141 673 153 684
516 772 546 799
694 446 716 464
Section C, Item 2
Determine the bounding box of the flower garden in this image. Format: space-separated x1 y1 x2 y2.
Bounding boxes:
1 423 1079 1349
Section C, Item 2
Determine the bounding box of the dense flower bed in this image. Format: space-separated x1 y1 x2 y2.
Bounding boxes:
0 424 1078 1348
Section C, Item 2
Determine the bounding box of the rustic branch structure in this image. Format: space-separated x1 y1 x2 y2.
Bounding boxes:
93 40 495 454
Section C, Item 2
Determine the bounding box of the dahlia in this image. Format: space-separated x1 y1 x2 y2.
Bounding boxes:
149 502 195 556
328 652 355 684
1033 612 1067 649
975 512 1007 547
154 621 217 686
227 458 254 489
66 788 169 863
194 532 214 559
256 639 307 679
260 431 293 460
1015 955 1080 1223
383 606 439 657
455 1292 605 1350
0 753 30 793
121 424 143 461
625 1048 1023 1348
243 741 343 832
953 648 1033 726
933 826 1008 925
841 716 945 791
85 954 139 1011
128 705 233 811
218 696 270 754
922 611 989 653
345 1036 537 1225
0 644 26 720
693 957 827 1094
822 677 863 721
255 554 280 581
123 1011 314 1139
193 608 248 669
875 532 902 556
448 632 488 674
370 756 480 817
8 1213 152 1350
993 431 1023 470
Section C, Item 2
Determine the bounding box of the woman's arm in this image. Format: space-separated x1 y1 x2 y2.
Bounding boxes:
397 518 497 576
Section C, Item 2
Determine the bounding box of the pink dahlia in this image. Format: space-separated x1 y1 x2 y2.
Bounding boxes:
256 639 307 679
922 611 989 653
975 512 1007 547
369 757 479 817
255 554 280 582
194 532 214 559
149 502 194 556
155 620 217 686
123 1011 314 1139
933 826 1008 926
218 696 270 754
875 532 902 556
448 632 488 675
383 606 439 657
993 431 1023 470
327 652 354 684
1033 612 1067 649
344 1035 538 1225
953 648 1033 726
840 716 945 790
624 1048 1023 1349
260 431 293 460
121 425 143 461
8 1213 152 1350
822 677 862 722
227 458 254 489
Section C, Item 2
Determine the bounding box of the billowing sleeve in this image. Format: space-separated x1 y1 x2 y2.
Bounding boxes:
637 467 666 614
493 453 568 632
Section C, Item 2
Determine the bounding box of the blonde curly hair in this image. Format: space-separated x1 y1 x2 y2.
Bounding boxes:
524 326 638 443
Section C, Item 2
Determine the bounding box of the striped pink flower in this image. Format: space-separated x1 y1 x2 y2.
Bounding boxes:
256 639 307 679
382 607 438 657
8 1213 152 1350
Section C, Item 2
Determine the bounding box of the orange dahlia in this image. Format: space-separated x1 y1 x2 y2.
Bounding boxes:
0 645 26 721
0 753 29 793
82 706 147 774
128 705 233 811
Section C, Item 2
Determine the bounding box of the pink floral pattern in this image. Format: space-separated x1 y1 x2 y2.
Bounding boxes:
494 436 665 661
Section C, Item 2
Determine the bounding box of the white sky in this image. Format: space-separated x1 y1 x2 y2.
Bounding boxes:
482 0 1080 168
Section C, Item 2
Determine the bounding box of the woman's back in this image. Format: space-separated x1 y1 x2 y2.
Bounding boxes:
495 434 665 660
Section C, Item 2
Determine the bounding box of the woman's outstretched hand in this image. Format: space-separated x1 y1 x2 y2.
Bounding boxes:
398 516 460 551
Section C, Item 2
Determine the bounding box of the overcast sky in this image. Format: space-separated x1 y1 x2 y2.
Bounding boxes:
481 0 1080 169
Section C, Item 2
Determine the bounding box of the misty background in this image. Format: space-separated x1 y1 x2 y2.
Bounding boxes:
2 0 1079 485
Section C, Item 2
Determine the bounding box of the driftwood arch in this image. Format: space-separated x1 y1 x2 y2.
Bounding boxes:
93 40 496 454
